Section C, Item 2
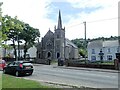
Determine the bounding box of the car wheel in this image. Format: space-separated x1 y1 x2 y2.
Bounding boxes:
15 71 20 77
3 69 6 74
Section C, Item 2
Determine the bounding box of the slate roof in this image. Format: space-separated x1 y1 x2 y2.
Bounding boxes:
103 40 119 47
87 40 103 48
88 40 119 48
44 30 54 38
65 38 78 48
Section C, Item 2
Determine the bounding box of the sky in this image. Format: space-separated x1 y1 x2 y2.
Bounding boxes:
1 0 119 40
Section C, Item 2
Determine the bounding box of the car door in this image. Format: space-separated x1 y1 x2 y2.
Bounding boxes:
6 62 14 74
11 62 18 73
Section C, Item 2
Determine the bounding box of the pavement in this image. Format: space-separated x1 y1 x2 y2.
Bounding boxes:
33 63 119 73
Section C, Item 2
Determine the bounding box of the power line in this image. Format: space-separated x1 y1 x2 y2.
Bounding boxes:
66 17 118 28
87 17 118 23
66 22 83 28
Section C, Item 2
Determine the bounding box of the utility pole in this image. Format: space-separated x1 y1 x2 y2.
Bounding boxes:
16 35 19 61
83 21 87 64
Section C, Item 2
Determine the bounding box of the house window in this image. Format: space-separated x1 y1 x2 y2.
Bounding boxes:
100 49 102 51
92 49 95 54
108 48 110 53
91 56 96 61
107 55 112 60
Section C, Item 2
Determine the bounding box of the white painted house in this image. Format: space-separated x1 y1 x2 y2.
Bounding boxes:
27 45 37 59
1 45 37 60
87 40 120 61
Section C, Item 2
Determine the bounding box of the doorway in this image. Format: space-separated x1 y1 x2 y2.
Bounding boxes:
56 52 60 58
47 52 51 58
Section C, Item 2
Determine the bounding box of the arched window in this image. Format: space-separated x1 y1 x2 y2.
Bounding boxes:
57 34 60 38
46 40 52 49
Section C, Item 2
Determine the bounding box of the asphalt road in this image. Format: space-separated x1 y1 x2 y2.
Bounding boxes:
23 64 118 88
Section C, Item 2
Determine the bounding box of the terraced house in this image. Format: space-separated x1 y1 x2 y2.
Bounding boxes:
87 40 120 61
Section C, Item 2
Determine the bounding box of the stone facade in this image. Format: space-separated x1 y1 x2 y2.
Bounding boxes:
36 10 78 63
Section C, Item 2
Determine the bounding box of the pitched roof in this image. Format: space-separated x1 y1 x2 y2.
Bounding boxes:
65 38 78 48
87 40 103 48
88 40 119 48
103 40 119 47
44 30 54 38
57 10 62 29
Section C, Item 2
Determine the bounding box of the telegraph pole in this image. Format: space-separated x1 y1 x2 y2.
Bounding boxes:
83 21 87 64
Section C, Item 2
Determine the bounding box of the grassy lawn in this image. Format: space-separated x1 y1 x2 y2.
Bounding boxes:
2 74 60 89
0 73 2 90
89 61 114 65
78 60 114 65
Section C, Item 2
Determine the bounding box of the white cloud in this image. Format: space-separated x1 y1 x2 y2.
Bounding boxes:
1 0 56 39
65 0 119 40
1 0 119 40
67 0 117 8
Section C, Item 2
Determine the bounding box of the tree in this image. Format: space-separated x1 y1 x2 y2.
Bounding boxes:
71 38 88 57
0 2 5 47
19 23 40 59
2 15 24 59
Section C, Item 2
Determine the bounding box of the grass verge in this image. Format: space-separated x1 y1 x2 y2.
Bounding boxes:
0 72 2 90
2 74 60 89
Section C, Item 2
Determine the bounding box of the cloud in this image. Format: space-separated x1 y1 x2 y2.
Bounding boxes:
1 0 119 40
1 0 57 39
64 0 119 40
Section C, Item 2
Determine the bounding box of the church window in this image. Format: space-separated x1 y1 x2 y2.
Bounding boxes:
57 35 60 38
46 40 52 49
56 44 60 50
39 53 40 58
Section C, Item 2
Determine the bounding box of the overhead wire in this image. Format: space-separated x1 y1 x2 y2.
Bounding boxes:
66 17 119 28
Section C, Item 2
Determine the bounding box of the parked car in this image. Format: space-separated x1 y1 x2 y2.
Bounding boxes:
3 61 33 77
0 60 6 70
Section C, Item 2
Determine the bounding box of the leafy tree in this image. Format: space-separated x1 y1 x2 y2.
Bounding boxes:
71 38 87 57
0 2 2 46
19 23 40 59
71 36 118 57
2 15 24 59
0 2 6 47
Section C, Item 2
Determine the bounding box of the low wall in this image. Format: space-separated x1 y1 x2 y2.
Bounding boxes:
35 58 50 65
65 60 116 70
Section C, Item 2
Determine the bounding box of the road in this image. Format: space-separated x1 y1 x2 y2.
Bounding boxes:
23 64 118 88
